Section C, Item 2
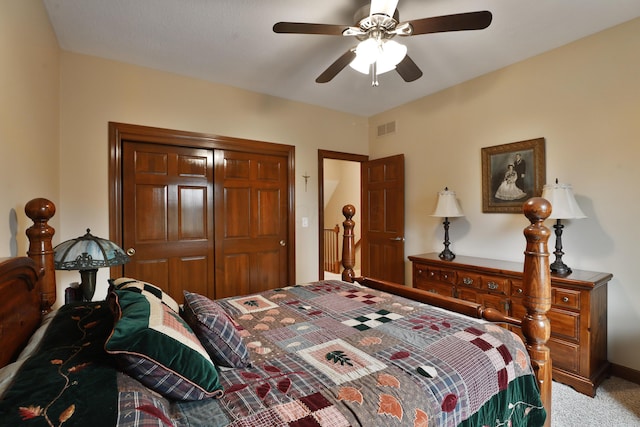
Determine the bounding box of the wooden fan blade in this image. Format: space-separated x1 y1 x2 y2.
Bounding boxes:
316 50 357 83
395 55 423 82
407 11 492 35
273 22 349 36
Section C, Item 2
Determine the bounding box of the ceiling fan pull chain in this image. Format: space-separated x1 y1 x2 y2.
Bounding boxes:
371 62 379 87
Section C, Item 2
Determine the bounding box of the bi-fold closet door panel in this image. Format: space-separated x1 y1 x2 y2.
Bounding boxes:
122 142 214 301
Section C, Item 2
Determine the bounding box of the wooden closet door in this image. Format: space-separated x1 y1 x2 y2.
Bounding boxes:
214 150 289 298
122 142 214 301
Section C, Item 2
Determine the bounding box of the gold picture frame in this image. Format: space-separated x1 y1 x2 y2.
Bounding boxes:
482 138 546 213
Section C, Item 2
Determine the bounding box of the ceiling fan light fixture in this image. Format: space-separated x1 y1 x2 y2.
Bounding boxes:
349 54 373 74
354 38 379 65
378 39 407 67
350 38 406 75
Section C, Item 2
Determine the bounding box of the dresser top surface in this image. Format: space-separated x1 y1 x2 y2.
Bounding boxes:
409 252 612 287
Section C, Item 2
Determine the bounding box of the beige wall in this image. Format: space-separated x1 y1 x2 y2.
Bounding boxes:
369 18 640 371
0 0 59 258
58 52 369 300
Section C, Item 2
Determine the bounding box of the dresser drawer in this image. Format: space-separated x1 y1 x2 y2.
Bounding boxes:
548 338 580 373
457 287 509 314
552 287 581 310
480 275 510 295
415 280 455 297
512 304 580 342
515 327 581 373
455 272 482 289
511 279 525 297
414 264 456 285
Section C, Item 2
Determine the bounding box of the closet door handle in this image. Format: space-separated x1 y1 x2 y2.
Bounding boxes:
389 236 405 241
279 240 286 247
126 248 136 256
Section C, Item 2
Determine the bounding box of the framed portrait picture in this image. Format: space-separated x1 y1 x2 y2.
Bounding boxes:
481 138 546 213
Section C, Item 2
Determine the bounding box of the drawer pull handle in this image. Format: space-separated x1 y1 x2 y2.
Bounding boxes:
429 272 435 277
428 289 436 293
562 296 570 303
462 277 473 285
442 274 448 279
517 288 523 294
487 281 499 290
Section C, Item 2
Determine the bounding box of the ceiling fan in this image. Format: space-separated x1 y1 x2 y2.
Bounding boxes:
273 0 492 86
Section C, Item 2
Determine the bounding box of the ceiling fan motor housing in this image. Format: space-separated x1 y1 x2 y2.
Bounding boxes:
353 5 399 33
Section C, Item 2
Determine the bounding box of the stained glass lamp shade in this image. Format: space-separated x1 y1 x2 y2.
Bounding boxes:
54 229 130 301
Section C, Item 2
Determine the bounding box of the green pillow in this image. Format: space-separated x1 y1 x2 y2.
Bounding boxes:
105 290 223 401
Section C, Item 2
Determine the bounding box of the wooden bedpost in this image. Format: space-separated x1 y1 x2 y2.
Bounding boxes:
341 204 356 283
522 197 553 425
24 198 56 313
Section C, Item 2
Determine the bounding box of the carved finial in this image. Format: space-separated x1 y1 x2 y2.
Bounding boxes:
25 198 56 312
523 197 551 224
342 204 355 220
25 198 56 223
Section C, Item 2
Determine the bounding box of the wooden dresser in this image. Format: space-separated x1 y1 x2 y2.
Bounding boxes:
409 252 612 396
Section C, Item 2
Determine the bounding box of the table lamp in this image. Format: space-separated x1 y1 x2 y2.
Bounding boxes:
431 187 464 261
54 229 130 301
541 179 586 276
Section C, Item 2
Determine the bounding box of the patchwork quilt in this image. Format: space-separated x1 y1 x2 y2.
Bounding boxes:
0 280 546 426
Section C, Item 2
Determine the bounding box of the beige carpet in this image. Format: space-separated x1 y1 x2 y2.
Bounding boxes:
551 376 640 426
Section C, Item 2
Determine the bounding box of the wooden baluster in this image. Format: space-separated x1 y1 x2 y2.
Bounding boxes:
341 204 356 283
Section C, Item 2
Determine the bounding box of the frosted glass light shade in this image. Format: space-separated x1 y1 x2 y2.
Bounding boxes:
377 40 407 70
350 39 407 75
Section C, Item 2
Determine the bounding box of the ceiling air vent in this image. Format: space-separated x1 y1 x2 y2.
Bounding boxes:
377 120 396 137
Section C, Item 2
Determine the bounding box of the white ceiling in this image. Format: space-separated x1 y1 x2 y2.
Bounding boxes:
43 0 640 117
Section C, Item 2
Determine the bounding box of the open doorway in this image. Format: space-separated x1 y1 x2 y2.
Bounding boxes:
318 150 368 280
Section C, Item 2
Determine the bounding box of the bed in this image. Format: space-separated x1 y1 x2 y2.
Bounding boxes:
0 197 552 426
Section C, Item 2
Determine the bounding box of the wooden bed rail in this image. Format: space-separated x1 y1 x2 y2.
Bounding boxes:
340 198 552 426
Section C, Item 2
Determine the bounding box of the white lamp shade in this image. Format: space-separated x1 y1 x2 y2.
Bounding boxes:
431 189 464 218
541 182 586 219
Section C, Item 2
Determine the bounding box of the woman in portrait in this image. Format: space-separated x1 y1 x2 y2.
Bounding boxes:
495 164 527 200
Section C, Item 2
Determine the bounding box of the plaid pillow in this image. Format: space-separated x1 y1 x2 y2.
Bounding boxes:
182 291 251 368
109 277 180 312
105 290 223 401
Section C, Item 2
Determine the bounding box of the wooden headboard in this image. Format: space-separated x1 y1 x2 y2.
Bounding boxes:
0 198 56 367
0 257 40 366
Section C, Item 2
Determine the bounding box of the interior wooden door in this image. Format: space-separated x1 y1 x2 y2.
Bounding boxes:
214 149 289 298
122 141 214 301
361 154 405 284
